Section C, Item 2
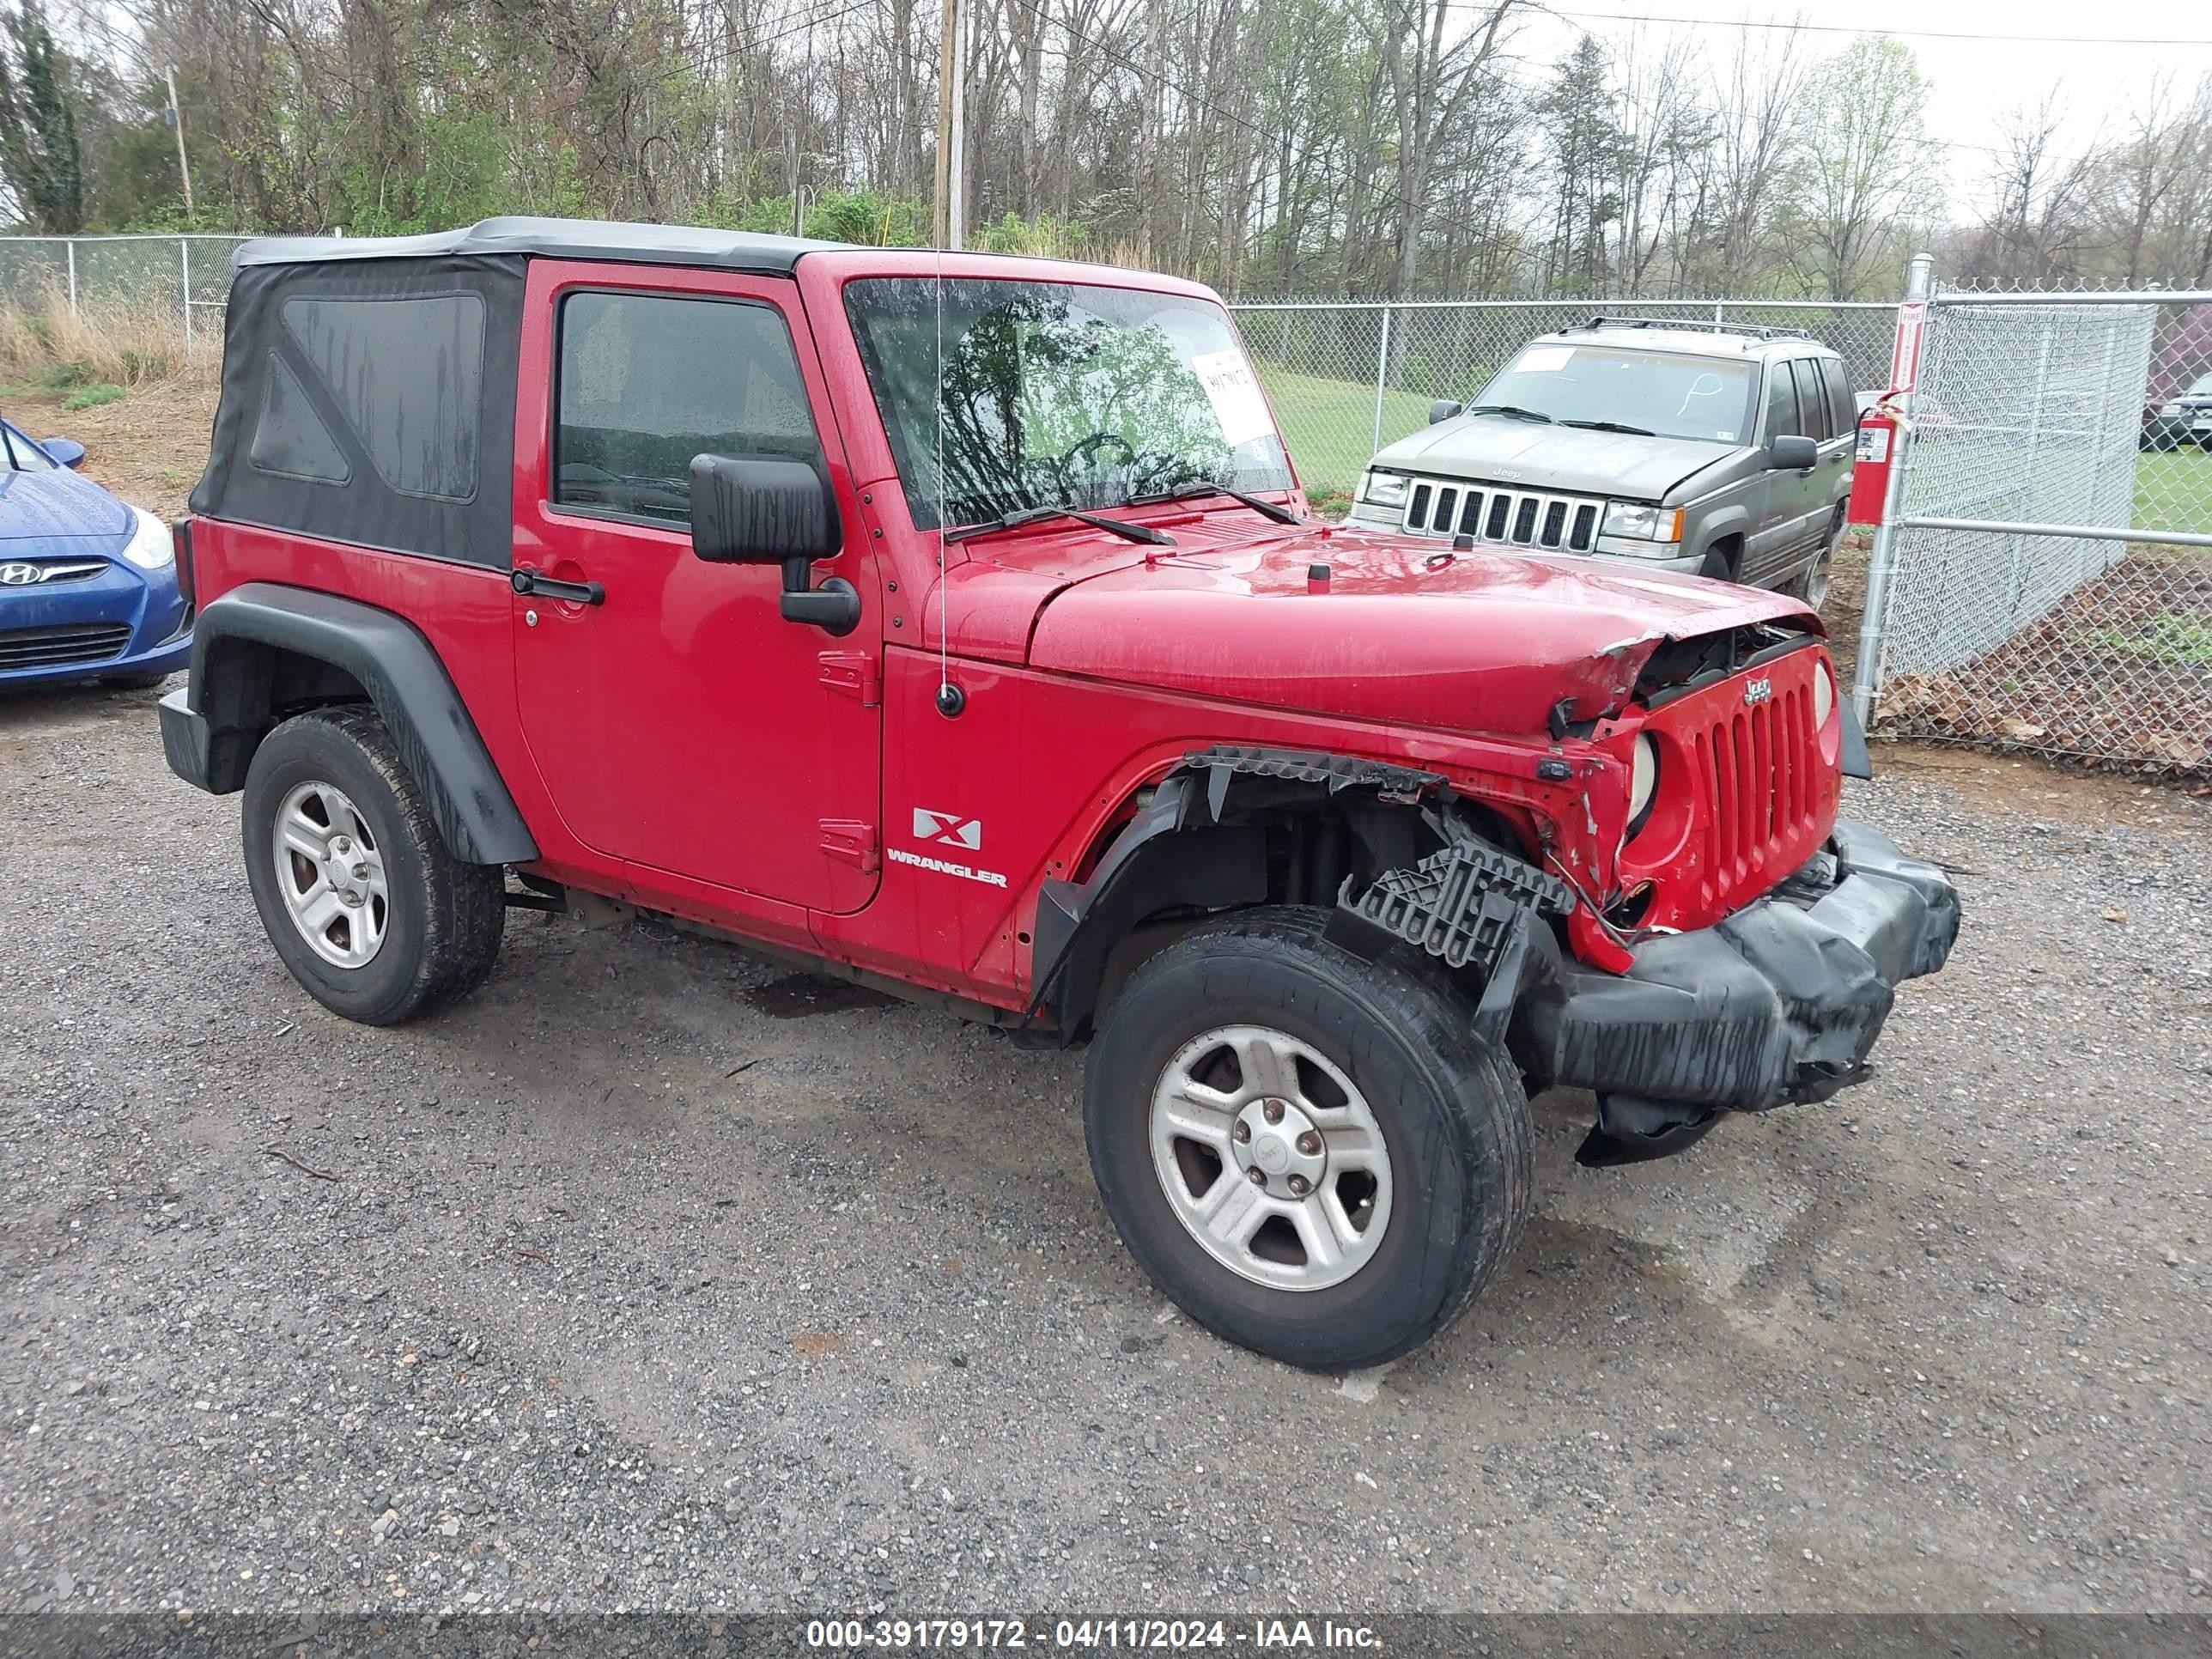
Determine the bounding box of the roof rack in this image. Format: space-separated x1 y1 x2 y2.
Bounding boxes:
1563 315 1814 344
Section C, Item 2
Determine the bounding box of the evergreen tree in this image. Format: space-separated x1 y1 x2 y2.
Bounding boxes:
0 0 83 231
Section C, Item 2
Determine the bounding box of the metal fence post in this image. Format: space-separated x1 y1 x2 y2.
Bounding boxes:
180 238 192 363
65 240 77 315
1371 305 1392 458
1851 251 1936 726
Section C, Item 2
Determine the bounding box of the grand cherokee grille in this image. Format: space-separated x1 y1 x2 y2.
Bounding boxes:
0 622 131 670
1401 480 1600 552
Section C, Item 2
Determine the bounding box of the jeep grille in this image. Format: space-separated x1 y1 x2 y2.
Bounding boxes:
1692 683 1824 897
1401 480 1600 553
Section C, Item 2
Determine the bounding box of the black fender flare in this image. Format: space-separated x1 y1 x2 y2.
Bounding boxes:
1026 745 1449 1044
173 581 537 866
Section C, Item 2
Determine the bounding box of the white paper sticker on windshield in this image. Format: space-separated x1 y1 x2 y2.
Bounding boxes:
1190 349 1276 447
1516 345 1573 372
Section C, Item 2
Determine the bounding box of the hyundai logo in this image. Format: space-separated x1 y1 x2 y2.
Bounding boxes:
0 562 45 586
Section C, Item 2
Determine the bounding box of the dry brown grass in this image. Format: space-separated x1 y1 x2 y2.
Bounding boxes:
0 283 213 392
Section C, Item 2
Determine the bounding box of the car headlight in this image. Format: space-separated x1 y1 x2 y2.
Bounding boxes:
1602 503 1684 542
1358 471 1408 508
2160 402 2183 417
1626 733 1658 837
118 506 173 570
1813 657 1837 728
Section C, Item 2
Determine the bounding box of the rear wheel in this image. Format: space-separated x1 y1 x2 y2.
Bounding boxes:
240 705 505 1024
1083 907 1533 1370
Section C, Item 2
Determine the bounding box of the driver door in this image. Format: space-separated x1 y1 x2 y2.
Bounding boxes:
510 262 882 915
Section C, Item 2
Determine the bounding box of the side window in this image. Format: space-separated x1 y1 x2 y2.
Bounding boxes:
3 425 54 471
1818 358 1856 437
281 295 484 500
1762 365 1801 441
1788 360 1831 441
554 291 823 526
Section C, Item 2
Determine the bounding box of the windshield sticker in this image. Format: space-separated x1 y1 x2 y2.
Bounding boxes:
1190 349 1276 447
1516 346 1573 373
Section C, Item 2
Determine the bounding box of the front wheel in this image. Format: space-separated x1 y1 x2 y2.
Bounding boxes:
240 705 505 1025
1790 512 1845 610
1083 908 1533 1370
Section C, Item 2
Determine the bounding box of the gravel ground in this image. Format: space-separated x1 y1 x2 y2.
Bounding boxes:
2 684 2209 1620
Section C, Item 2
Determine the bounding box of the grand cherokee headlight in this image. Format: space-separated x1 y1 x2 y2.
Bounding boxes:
118 506 173 570
1626 733 1658 837
1601 502 1683 542
1357 471 1408 508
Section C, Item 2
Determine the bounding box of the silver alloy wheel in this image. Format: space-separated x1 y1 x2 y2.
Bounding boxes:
1800 521 1842 610
270 779 390 969
1149 1024 1394 1292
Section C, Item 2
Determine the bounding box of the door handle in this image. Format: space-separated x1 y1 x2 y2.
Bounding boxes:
512 565 605 605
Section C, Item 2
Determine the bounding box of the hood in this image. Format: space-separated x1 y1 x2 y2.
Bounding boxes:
0 465 132 542
1377 416 1741 502
1024 525 1820 736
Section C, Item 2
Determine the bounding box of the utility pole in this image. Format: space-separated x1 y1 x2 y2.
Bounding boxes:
163 67 195 219
933 0 964 248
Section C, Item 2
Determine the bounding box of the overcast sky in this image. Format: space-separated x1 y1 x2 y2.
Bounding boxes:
1515 0 2211 205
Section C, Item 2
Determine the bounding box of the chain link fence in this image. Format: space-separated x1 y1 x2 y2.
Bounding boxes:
0 234 255 360
1856 266 2212 778
1227 297 1897 499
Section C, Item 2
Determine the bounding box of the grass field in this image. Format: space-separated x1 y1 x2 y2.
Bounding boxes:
1252 364 1431 499
2136 448 2212 538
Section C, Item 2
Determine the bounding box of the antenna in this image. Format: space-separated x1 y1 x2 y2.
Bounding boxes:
933 238 963 719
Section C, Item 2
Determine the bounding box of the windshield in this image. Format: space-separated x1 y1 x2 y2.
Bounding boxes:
843 277 1292 530
1474 344 1757 445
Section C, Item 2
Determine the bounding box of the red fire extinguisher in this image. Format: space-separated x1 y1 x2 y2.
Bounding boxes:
1848 396 1900 525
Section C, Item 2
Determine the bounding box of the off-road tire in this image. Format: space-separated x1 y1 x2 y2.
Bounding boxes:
1083 906 1534 1370
241 704 505 1025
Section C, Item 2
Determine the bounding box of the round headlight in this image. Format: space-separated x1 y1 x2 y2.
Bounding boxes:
1626 733 1658 837
1813 659 1836 727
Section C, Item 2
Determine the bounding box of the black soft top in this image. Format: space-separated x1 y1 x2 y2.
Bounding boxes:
234 216 835 274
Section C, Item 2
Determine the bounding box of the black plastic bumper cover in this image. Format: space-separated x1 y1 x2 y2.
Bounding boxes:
1516 821 1960 1133
159 687 216 792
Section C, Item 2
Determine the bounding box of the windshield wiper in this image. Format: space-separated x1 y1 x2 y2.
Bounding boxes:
1131 482 1305 526
945 502 1175 547
1560 418 1656 436
1464 404 1555 424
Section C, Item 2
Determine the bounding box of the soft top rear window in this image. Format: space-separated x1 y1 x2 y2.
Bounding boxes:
278 295 484 501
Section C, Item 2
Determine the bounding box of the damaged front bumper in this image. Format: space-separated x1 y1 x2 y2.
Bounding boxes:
1514 821 1960 1165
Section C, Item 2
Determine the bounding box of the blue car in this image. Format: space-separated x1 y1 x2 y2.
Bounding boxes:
0 416 192 689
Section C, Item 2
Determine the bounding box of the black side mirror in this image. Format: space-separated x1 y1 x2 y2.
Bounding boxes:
690 453 839 562
1768 435 1819 471
1429 399 1463 425
689 453 858 635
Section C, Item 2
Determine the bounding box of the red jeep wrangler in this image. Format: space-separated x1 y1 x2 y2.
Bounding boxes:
160 218 1959 1369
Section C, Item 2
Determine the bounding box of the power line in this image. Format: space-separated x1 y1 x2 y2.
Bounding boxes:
1540 7 2212 50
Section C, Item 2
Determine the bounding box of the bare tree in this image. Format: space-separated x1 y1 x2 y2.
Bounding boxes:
1793 35 1934 301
